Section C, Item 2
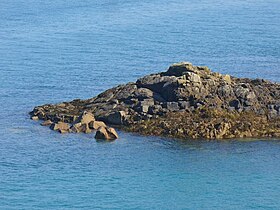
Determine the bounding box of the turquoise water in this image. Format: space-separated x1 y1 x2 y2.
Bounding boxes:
0 0 280 209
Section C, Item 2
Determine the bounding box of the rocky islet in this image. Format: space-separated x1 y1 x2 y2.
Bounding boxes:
30 62 280 140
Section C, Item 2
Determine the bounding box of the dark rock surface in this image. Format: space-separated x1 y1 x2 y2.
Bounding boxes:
30 62 280 140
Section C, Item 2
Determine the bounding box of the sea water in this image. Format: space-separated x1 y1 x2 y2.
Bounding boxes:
0 0 280 209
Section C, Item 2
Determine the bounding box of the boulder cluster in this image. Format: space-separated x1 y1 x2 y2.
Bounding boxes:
30 62 280 140
32 110 118 140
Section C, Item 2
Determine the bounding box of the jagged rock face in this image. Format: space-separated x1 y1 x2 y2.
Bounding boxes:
30 62 280 139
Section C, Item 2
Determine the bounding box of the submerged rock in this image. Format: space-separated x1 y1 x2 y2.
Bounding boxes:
30 62 280 140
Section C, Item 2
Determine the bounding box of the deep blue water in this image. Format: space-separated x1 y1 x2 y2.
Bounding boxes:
1 0 280 209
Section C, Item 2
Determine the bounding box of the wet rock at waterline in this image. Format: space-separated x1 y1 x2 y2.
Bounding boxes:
95 126 118 141
32 111 118 140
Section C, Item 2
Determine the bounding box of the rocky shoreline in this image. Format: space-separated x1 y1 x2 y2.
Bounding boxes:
30 62 280 140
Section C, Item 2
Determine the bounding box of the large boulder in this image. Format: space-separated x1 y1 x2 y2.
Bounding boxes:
134 99 155 113
50 122 70 133
162 102 180 112
161 81 179 101
70 122 91 133
107 127 119 139
134 88 154 100
234 85 256 100
95 126 118 140
89 121 106 130
163 62 193 76
104 111 126 125
113 83 138 100
134 88 166 102
185 72 201 84
69 111 95 133
74 111 95 124
136 74 178 93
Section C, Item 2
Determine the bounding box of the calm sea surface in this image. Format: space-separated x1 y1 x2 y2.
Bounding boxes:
1 0 280 209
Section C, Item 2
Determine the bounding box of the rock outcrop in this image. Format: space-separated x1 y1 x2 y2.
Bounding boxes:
30 62 280 140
